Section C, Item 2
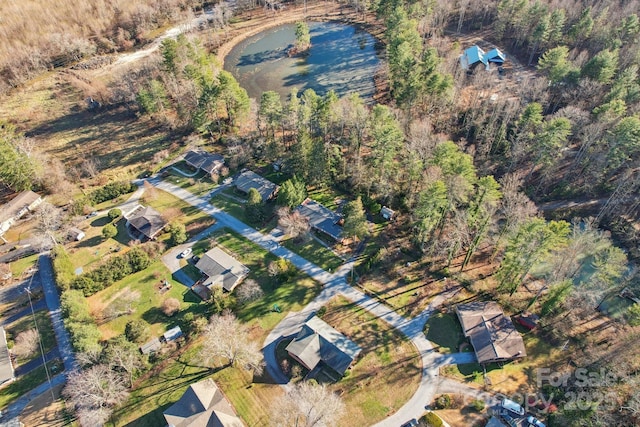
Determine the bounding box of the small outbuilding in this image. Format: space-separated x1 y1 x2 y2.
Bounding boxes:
68 227 85 241
139 337 162 355
380 206 396 221
162 326 183 343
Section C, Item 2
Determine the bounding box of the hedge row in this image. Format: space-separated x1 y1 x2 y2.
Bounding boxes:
60 289 101 353
71 247 151 296
88 181 137 205
51 245 75 290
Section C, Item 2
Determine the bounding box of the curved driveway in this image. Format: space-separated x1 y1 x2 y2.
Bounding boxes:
150 178 477 425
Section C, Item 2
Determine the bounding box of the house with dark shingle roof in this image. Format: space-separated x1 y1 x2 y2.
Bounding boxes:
456 301 526 364
234 170 278 202
124 205 167 241
286 315 361 378
184 149 225 175
0 327 15 386
163 378 244 427
192 247 249 300
295 198 344 242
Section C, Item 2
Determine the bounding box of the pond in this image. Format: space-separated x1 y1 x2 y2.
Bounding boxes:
223 21 381 101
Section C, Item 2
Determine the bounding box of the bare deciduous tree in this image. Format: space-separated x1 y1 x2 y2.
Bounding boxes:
270 381 346 427
105 338 146 388
277 207 310 241
199 311 264 375
34 201 63 247
64 364 129 427
161 297 181 316
236 279 264 303
11 328 39 358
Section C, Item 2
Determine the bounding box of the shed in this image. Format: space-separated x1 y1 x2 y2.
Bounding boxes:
163 326 183 342
139 337 162 355
68 227 85 241
380 206 395 221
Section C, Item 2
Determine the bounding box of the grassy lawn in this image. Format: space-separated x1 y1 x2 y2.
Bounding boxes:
109 343 281 427
281 237 343 273
319 296 422 427
424 312 468 353
164 167 216 197
9 254 39 277
143 188 214 238
210 193 278 233
5 309 57 366
441 331 561 395
87 261 208 341
68 216 130 271
0 359 63 409
307 186 345 210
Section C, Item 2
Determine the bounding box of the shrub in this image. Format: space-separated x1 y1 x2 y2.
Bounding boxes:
434 394 452 409
102 223 117 239
316 306 327 318
125 320 150 343
161 298 181 317
470 399 485 412
166 222 187 246
108 208 122 220
60 289 101 353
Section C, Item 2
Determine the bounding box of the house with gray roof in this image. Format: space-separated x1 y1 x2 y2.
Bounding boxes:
184 149 225 175
163 378 244 427
124 204 167 241
295 198 344 242
456 301 526 364
234 170 278 202
286 315 361 378
0 327 15 386
193 247 249 299
0 190 42 243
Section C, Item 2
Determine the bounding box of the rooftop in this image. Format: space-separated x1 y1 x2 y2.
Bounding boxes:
456 301 526 364
125 205 167 240
234 170 278 202
195 247 249 292
295 198 343 241
184 149 225 175
0 190 41 224
286 315 361 376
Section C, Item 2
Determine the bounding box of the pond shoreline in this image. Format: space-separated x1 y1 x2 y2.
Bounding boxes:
215 1 390 103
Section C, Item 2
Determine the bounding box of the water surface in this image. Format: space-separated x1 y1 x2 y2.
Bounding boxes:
224 22 380 100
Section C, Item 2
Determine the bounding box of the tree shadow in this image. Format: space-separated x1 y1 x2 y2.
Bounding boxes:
141 307 166 325
89 216 111 227
75 235 103 248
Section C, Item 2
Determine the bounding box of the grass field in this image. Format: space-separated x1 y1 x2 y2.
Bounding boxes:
142 188 214 238
87 260 207 340
164 167 216 197
320 296 422 426
67 216 131 271
281 237 343 272
9 254 39 277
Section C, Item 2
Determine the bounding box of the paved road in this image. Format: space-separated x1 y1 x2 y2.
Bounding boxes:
149 178 479 425
13 348 61 377
38 255 76 373
1 298 47 327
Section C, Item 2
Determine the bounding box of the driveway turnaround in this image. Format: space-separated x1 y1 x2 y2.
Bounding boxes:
149 178 477 425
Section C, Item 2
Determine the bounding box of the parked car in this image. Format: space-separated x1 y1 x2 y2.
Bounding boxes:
180 248 192 258
527 416 546 427
500 411 518 427
501 398 525 416
222 177 233 185
87 211 98 218
400 419 418 427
